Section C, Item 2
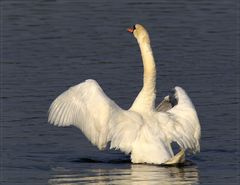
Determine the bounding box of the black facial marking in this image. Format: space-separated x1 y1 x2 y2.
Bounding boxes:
169 89 178 107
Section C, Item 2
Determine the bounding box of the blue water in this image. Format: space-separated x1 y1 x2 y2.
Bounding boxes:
1 0 239 184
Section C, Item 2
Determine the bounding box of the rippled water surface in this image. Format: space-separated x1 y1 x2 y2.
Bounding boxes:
1 0 239 184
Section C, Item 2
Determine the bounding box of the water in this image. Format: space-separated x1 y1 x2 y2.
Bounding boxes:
1 0 239 184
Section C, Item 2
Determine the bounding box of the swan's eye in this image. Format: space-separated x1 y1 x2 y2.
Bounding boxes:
133 25 136 30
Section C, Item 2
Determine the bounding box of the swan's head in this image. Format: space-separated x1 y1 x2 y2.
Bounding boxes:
127 24 150 43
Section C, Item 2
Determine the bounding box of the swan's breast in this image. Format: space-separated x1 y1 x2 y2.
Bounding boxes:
108 110 144 154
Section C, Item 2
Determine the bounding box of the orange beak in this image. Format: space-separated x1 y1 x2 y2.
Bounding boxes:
127 27 134 33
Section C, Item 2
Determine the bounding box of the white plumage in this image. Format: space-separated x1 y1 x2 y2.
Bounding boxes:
48 24 201 165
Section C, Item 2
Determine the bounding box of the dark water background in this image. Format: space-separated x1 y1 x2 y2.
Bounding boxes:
1 0 239 184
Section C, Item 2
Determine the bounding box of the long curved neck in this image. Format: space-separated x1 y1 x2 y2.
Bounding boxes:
130 38 156 112
140 40 156 94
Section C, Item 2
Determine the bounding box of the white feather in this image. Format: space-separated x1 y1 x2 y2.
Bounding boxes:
48 79 122 150
48 24 201 164
165 87 201 152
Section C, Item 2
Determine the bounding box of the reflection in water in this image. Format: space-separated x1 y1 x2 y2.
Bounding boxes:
49 163 199 185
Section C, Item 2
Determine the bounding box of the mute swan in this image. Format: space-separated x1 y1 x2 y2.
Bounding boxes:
48 24 201 165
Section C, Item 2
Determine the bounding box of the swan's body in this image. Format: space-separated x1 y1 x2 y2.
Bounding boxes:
48 24 201 165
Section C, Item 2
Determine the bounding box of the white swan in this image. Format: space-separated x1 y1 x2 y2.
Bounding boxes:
48 24 201 165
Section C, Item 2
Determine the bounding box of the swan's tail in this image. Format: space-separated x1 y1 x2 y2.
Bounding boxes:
164 149 185 165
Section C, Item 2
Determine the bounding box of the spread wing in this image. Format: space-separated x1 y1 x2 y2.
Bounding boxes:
48 79 123 150
157 87 201 153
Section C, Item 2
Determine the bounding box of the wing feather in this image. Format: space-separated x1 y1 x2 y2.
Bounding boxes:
157 86 201 153
48 79 122 149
